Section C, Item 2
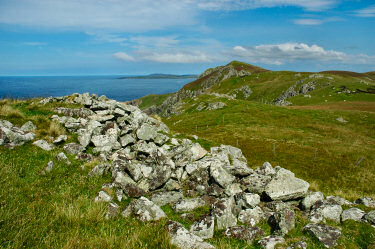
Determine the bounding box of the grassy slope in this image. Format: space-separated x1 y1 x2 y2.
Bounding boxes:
164 95 375 200
1 99 375 248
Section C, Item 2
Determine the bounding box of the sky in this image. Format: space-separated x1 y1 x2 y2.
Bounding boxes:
0 0 374 76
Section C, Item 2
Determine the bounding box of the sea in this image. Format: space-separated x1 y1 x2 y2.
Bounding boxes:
0 76 193 102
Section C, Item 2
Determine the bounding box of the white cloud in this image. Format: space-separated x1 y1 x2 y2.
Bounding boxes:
0 0 340 32
228 43 375 65
196 0 339 12
139 51 212 63
87 33 127 43
354 4 375 17
113 52 135 62
129 36 180 48
23 42 47 46
293 19 324 25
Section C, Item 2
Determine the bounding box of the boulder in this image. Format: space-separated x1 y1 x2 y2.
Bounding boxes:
88 163 110 177
53 134 67 144
130 196 166 222
190 215 215 239
268 207 295 235
20 121 36 132
120 134 135 147
136 123 158 141
94 190 112 202
150 191 183 207
224 226 264 242
355 197 375 208
341 208 365 222
173 198 206 212
312 203 342 223
210 161 235 188
64 143 85 155
326 196 352 206
240 173 272 194
258 235 285 249
238 206 264 226
255 162 276 176
105 202 119 219
287 241 307 249
236 193 261 209
264 168 309 201
42 161 54 173
301 191 324 210
212 197 237 229
165 220 215 249
77 129 91 147
33 140 54 151
56 152 71 165
364 210 375 225
303 223 341 248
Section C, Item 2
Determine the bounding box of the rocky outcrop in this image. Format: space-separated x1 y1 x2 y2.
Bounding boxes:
274 80 317 106
303 223 341 248
0 120 36 148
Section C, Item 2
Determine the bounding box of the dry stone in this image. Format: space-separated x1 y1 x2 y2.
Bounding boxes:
303 223 341 248
190 215 215 239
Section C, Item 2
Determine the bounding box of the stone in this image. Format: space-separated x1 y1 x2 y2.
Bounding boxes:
210 161 235 188
64 143 85 155
53 134 67 144
165 220 215 249
130 197 166 222
44 161 54 173
163 179 181 191
136 123 158 141
326 196 352 206
301 191 324 210
287 241 307 249
258 235 285 249
174 143 207 167
123 184 146 198
154 133 169 146
224 226 264 242
123 161 143 182
150 191 183 207
120 134 135 147
364 210 375 225
236 193 261 209
336 117 347 123
20 121 36 132
173 198 206 212
355 197 375 208
148 164 172 191
264 168 309 201
94 190 112 202
190 215 215 239
77 129 91 147
238 206 264 226
212 197 237 229
33 140 54 151
268 207 295 235
240 173 272 194
313 203 342 223
105 202 119 219
56 152 71 165
341 208 365 222
207 102 226 110
303 223 341 248
88 163 109 177
224 183 243 196
255 162 276 176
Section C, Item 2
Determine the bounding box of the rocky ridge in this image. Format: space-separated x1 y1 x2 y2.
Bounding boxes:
1 92 375 248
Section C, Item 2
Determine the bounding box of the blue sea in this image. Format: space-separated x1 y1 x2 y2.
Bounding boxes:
0 76 192 102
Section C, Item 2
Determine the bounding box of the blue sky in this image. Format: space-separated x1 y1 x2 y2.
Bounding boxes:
0 0 374 76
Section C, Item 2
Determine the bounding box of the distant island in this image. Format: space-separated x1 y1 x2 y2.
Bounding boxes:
118 74 198 79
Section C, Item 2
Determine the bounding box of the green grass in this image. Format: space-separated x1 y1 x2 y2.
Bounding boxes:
164 95 375 200
1 98 375 248
138 93 171 110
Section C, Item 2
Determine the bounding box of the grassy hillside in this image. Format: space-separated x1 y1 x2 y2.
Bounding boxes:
1 97 375 248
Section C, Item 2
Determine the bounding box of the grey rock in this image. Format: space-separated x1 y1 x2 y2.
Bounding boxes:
301 191 324 210
238 206 264 226
88 163 110 177
236 193 261 209
53 134 67 144
0 119 13 129
355 197 375 208
173 143 207 167
56 152 71 165
255 162 276 176
136 123 158 141
94 190 112 202
163 179 181 191
240 173 272 194
165 220 215 249
190 215 215 239
150 191 183 207
224 226 264 242
33 139 54 151
313 203 343 223
224 183 243 196
303 223 341 248
64 143 85 155
207 102 226 110
287 241 307 249
154 133 169 146
174 198 206 212
20 121 36 132
326 196 352 206
105 202 119 219
123 183 146 198
148 164 172 190
123 161 143 182
364 210 375 225
268 207 295 235
77 129 91 147
212 197 237 229
258 235 285 249
131 196 166 222
341 208 365 222
264 167 309 201
43 161 54 173
120 134 135 147
210 161 235 188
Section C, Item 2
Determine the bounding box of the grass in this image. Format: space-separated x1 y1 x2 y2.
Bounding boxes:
164 95 375 200
1 98 375 248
